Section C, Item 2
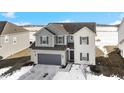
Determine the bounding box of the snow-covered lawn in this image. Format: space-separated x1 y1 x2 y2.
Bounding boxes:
0 66 33 80
0 67 11 76
53 64 122 80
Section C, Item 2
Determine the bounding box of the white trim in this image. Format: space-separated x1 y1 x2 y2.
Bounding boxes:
55 35 65 45
13 37 17 45
4 35 9 43
40 36 49 45
0 31 29 37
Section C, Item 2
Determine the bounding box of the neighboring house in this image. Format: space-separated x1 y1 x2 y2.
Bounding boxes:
0 21 30 59
118 19 124 57
96 24 118 46
30 23 96 66
21 25 44 43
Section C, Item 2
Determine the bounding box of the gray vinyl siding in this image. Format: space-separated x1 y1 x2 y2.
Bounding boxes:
35 28 55 47
0 32 30 58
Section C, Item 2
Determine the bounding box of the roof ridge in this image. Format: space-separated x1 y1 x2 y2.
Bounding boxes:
44 27 56 35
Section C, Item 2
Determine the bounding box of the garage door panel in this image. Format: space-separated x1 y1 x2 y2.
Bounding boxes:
38 54 61 65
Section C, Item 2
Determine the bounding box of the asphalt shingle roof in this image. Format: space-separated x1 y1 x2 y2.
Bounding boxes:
0 21 7 35
48 22 96 34
30 42 74 50
0 21 29 35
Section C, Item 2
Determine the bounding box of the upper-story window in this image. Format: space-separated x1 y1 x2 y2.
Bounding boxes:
40 36 49 45
13 37 17 45
80 36 89 45
5 35 9 43
68 35 74 43
56 36 64 44
80 53 89 61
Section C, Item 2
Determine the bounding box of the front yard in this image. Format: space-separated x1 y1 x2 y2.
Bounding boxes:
93 47 124 79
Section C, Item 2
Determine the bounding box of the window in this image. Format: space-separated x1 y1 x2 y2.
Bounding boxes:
68 35 74 43
5 35 9 43
56 36 64 44
40 36 49 45
13 37 17 45
80 36 89 45
80 53 89 61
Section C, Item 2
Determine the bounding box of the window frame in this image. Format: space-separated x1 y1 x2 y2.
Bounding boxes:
4 35 9 43
80 53 89 61
13 37 17 45
40 36 49 45
68 35 74 43
80 36 89 45
56 35 65 45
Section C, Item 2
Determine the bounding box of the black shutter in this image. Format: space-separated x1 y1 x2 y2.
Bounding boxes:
87 37 89 45
55 36 57 43
40 37 42 44
87 53 89 61
80 53 82 61
47 36 49 44
80 37 82 45
63 36 64 44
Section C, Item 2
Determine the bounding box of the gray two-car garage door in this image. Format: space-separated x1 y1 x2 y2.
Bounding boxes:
38 54 61 65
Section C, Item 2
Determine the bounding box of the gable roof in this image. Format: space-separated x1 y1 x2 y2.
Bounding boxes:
48 22 96 34
0 21 7 35
0 21 29 35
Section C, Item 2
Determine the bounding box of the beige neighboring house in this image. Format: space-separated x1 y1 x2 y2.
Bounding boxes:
21 25 44 43
30 23 96 66
0 21 30 59
118 19 124 57
96 24 118 46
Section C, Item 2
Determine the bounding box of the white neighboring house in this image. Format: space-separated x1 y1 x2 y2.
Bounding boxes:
96 24 118 46
30 23 96 66
118 19 124 57
21 25 43 43
0 21 30 59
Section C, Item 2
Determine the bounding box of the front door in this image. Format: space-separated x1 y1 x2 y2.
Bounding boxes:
70 50 74 62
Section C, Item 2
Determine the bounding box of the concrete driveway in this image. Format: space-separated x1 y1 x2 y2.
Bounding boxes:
18 64 60 80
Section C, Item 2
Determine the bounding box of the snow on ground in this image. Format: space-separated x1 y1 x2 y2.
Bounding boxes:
19 65 59 80
0 66 33 80
53 64 122 80
53 65 85 80
0 67 11 76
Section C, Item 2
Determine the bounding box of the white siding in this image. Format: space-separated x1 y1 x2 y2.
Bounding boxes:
74 27 95 65
118 19 124 57
0 32 30 58
31 49 67 66
96 26 118 46
35 28 55 47
29 32 36 42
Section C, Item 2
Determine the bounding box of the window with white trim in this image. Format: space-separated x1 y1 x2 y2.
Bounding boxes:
68 35 74 43
80 36 89 45
56 36 64 44
13 37 17 45
4 35 9 43
40 36 49 45
80 53 89 61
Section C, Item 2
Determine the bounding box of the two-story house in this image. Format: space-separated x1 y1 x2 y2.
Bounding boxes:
0 21 30 59
118 19 124 57
30 23 96 66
